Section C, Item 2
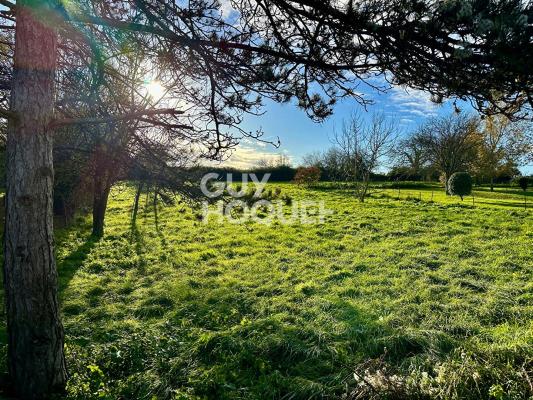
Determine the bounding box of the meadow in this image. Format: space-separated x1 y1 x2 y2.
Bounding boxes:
1 182 532 399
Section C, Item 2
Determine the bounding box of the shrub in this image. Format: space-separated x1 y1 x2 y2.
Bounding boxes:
448 172 472 200
517 176 529 192
294 166 321 187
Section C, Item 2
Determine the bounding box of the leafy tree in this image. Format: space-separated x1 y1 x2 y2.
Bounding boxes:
391 136 430 180
302 148 346 183
448 172 473 200
476 115 531 191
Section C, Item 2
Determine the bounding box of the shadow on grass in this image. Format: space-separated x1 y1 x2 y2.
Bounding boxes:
110 295 457 399
58 235 100 291
477 200 530 209
129 220 147 258
475 187 532 197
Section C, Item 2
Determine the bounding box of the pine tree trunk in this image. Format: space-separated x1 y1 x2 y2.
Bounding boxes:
92 174 111 237
3 2 67 398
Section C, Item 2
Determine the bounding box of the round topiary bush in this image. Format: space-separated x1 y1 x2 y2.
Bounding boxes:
518 176 529 192
448 172 472 200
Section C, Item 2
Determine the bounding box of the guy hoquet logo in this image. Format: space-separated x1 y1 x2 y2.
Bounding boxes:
200 173 332 225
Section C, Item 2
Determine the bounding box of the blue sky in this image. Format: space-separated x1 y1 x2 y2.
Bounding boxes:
221 86 532 175
221 86 463 168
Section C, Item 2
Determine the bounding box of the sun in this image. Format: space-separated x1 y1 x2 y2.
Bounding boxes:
145 80 166 101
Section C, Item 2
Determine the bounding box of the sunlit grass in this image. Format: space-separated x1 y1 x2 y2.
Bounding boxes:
2 182 532 399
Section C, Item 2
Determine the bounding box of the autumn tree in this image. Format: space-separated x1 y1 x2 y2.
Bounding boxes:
477 115 532 190
302 148 347 182
294 166 321 186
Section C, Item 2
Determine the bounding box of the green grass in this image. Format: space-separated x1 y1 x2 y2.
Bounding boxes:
2 182 533 399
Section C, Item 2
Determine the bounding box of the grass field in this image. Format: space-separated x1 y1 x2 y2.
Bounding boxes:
1 182 532 399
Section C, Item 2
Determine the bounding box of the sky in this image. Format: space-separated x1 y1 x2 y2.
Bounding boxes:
219 85 533 175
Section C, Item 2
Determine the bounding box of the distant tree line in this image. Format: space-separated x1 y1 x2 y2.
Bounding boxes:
303 112 533 192
192 155 296 183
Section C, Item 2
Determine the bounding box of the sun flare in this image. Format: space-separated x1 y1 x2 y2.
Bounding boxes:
145 80 166 100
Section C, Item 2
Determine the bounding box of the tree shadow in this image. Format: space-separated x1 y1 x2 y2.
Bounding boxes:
129 221 147 260
477 200 531 209
57 235 100 291
155 294 456 399
475 187 532 198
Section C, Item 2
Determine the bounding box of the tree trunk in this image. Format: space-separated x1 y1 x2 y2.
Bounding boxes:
3 2 67 398
92 174 111 237
131 183 143 224
443 172 451 195
490 176 494 192
153 189 159 229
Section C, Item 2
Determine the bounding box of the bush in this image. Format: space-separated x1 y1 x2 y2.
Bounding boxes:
448 172 473 200
293 166 321 187
517 176 529 192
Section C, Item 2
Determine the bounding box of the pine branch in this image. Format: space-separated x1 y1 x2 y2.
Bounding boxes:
50 108 185 128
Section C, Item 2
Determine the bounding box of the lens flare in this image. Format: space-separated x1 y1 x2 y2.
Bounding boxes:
145 80 166 100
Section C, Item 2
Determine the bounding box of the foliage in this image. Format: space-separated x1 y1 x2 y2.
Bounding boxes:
251 166 296 182
517 177 529 192
293 166 321 187
448 172 473 200
474 115 531 189
391 112 532 190
194 166 297 182
5 0 533 396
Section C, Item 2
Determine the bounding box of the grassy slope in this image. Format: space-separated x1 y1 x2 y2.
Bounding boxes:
2 183 533 399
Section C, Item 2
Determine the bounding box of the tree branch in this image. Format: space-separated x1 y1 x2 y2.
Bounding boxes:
0 108 16 120
50 108 184 128
0 0 15 9
137 117 193 131
66 12 365 72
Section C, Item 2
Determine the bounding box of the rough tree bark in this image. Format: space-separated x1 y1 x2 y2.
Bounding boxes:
3 1 67 398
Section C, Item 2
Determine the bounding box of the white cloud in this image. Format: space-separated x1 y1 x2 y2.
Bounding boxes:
399 118 415 125
389 86 440 117
206 143 293 170
219 0 236 19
